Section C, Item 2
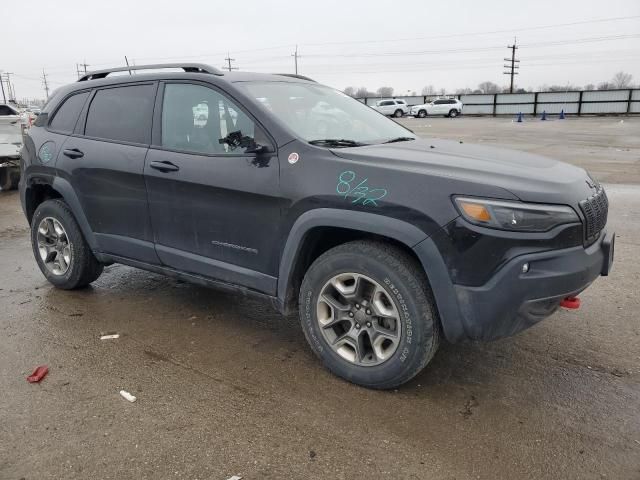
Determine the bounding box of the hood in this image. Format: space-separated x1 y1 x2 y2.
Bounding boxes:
331 138 596 206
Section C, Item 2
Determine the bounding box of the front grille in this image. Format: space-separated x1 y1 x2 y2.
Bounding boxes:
579 185 608 244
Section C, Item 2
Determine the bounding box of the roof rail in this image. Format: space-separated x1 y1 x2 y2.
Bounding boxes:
78 63 224 81
274 73 316 82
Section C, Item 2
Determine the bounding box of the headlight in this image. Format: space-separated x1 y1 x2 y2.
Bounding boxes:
453 197 579 232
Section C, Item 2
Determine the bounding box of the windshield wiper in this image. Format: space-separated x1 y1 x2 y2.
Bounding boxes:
383 136 416 144
309 139 367 147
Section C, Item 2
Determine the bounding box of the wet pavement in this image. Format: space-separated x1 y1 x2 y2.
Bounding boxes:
1 120 640 479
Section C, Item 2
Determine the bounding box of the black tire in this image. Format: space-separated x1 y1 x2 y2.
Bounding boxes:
31 199 103 289
417 109 427 118
9 169 20 190
393 109 403 118
448 109 459 118
298 240 440 389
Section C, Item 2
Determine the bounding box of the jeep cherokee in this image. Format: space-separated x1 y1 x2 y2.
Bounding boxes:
19 63 614 389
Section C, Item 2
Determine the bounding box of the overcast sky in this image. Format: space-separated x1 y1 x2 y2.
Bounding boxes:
3 0 640 100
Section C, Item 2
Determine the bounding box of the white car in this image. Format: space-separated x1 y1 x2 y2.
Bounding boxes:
410 98 463 118
0 103 26 190
371 99 409 118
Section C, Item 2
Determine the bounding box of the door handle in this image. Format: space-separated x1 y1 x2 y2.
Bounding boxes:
149 160 180 172
63 148 84 159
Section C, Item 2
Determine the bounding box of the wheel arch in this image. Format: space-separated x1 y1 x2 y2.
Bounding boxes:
23 175 99 252
277 209 424 309
277 208 465 343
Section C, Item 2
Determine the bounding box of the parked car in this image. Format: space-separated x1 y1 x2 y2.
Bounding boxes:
0 103 25 190
19 63 613 389
371 99 409 117
410 98 463 118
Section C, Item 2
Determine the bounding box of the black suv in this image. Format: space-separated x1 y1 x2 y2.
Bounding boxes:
20 63 614 389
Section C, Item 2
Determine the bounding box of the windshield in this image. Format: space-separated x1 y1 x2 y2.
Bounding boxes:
237 81 415 145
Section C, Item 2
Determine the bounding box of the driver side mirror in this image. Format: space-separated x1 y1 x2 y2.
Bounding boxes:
245 142 274 155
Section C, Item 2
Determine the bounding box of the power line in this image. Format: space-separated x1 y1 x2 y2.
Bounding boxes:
504 40 519 93
302 15 640 47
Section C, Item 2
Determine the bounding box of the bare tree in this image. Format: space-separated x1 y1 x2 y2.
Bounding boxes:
455 87 473 95
355 87 370 98
611 71 633 89
343 86 356 97
477 81 500 94
439 88 446 96
597 81 614 90
421 85 436 95
583 83 595 91
376 86 394 97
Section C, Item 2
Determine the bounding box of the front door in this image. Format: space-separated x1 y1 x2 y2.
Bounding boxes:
144 82 281 294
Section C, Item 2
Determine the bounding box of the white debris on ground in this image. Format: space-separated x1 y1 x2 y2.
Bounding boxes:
100 334 120 340
119 390 137 403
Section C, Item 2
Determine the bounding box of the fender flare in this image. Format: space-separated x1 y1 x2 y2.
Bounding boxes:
276 208 466 343
277 209 427 306
50 177 99 251
24 174 100 252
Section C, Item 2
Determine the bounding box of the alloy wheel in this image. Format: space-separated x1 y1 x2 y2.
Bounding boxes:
37 217 72 276
316 273 402 366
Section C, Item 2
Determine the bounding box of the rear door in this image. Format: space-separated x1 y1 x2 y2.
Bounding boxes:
55 82 159 264
144 81 281 294
431 99 447 114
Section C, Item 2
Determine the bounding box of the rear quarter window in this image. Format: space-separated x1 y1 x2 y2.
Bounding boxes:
84 84 155 144
48 92 90 133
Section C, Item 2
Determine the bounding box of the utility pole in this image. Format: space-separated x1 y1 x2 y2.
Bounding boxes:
42 69 50 99
503 39 519 93
4 72 15 101
223 52 238 72
0 72 6 103
79 60 90 75
291 45 300 75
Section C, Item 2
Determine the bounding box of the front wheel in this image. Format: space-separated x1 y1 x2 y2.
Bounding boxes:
417 109 427 118
393 109 403 118
298 240 440 389
31 199 103 289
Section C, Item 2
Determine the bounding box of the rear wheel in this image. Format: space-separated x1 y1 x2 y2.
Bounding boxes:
31 199 103 289
393 109 403 118
417 109 427 118
298 240 440 389
448 109 459 118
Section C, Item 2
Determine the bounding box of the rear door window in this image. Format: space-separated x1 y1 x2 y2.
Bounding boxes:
49 92 90 133
84 84 155 144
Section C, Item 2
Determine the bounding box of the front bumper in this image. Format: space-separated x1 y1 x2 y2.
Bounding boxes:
453 230 614 340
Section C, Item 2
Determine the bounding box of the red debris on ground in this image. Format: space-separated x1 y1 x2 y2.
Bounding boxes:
27 365 49 383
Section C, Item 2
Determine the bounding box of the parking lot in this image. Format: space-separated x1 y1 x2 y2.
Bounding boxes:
1 117 639 480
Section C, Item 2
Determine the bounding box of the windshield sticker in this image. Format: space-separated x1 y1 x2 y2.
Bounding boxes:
336 170 388 206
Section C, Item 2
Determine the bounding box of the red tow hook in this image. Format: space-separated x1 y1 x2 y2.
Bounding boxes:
560 296 581 309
